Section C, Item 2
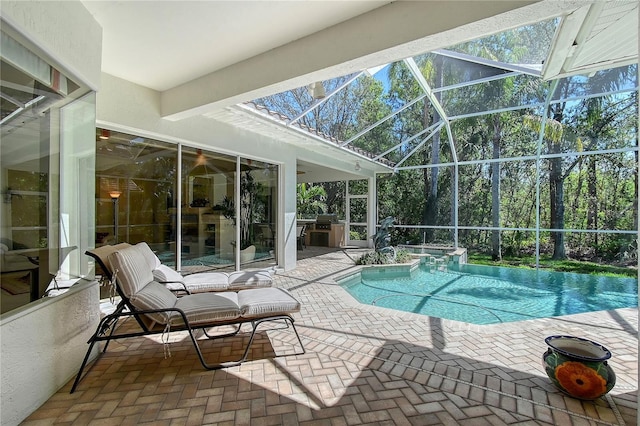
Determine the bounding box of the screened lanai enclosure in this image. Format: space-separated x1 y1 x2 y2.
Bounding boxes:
251 18 638 267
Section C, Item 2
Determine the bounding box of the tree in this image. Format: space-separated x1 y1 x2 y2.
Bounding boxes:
423 55 443 242
296 183 327 218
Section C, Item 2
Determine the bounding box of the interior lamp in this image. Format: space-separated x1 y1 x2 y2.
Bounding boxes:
109 190 121 243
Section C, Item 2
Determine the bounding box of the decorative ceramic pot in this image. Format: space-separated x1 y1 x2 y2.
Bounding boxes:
542 335 616 400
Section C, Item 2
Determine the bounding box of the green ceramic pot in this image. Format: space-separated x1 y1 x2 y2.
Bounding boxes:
543 335 616 400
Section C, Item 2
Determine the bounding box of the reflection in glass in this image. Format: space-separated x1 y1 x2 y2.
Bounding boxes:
238 158 278 268
1 29 93 313
180 148 236 267
96 138 279 271
96 131 178 264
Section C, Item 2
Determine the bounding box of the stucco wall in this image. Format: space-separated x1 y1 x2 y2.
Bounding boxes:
0 282 101 426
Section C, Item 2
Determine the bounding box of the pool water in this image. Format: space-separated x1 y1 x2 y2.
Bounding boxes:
340 263 638 325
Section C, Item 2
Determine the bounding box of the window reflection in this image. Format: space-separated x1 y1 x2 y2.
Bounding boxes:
96 131 177 265
96 133 279 272
1 29 92 313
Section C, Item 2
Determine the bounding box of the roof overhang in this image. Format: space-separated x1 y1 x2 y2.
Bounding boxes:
205 104 393 183
542 1 638 80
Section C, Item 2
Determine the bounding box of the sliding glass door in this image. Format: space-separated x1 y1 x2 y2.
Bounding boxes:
95 132 279 272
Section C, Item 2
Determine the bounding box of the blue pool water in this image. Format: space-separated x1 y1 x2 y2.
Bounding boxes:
340 263 638 325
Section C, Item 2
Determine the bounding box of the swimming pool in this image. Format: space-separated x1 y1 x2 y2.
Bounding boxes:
340 263 638 325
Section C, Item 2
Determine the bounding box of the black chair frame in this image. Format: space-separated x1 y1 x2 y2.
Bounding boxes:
72 248 305 394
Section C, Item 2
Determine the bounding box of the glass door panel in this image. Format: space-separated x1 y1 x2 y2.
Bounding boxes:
346 179 369 247
95 130 177 265
180 148 236 269
238 159 278 268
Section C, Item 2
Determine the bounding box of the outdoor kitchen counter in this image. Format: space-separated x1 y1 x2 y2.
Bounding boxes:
304 223 345 248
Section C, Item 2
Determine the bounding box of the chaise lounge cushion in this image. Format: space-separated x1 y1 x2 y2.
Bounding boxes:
228 271 273 291
152 264 185 284
111 245 155 298
129 281 179 324
130 242 273 293
86 242 133 279
109 244 300 327
181 272 230 293
238 288 301 318
172 292 241 326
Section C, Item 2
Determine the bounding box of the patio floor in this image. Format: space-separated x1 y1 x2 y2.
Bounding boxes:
23 247 637 425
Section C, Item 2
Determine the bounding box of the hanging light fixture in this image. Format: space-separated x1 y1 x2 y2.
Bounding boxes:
99 129 110 140
308 81 326 99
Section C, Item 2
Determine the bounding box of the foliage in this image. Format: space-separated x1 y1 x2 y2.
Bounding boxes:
220 195 235 222
467 253 637 278
255 27 638 270
394 248 412 264
296 183 327 218
220 171 261 249
238 170 260 249
375 53 637 266
356 248 412 265
355 251 394 265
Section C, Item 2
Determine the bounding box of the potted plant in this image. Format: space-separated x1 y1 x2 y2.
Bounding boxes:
221 170 261 260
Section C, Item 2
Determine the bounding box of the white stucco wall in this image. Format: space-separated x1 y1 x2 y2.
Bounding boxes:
0 2 103 425
0 282 101 426
97 73 301 270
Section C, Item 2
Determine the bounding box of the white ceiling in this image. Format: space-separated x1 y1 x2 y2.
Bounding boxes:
83 1 599 119
82 1 389 92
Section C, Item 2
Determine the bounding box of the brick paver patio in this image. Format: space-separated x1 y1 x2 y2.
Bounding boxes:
23 247 637 425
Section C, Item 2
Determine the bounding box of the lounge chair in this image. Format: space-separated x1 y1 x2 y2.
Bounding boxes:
86 242 273 295
71 243 304 393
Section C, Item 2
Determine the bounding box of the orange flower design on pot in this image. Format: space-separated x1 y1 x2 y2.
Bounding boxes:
542 335 615 400
554 361 607 399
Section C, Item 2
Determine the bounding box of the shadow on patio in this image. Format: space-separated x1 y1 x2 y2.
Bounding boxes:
22 317 636 425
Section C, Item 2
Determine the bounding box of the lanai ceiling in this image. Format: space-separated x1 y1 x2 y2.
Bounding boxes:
82 1 637 112
78 0 638 180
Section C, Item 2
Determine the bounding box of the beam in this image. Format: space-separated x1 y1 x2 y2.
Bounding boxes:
161 1 584 121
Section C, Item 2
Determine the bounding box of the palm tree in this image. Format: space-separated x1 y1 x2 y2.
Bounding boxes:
296 183 327 218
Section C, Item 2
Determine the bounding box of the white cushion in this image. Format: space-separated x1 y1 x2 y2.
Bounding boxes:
153 264 185 283
133 242 162 271
237 288 300 318
183 272 230 293
109 246 155 298
129 281 178 324
228 271 272 290
171 292 240 326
